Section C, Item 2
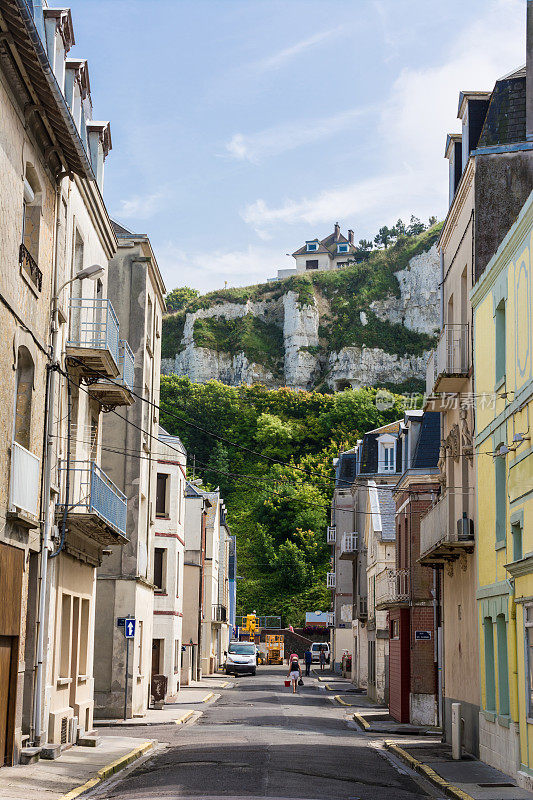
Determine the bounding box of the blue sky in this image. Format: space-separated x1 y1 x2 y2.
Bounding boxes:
68 0 526 293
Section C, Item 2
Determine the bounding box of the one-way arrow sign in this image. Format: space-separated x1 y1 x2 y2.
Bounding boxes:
124 618 136 638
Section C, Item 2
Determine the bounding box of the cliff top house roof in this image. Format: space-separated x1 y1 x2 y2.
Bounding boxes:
292 222 357 258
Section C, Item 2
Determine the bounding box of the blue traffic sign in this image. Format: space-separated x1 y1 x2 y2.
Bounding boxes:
124 618 136 638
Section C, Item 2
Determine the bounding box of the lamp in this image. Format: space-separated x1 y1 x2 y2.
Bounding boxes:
76 263 104 281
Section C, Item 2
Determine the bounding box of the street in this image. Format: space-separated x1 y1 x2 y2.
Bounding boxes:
92 666 437 800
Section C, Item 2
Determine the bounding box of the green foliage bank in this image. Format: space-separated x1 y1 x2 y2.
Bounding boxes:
160 377 404 627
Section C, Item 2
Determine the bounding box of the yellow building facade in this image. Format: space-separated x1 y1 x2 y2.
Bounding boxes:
472 191 533 790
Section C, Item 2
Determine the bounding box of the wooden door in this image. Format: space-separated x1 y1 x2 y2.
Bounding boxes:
0 638 13 766
152 639 161 676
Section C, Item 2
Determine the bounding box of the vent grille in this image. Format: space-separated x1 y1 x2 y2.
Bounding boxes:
60 716 68 744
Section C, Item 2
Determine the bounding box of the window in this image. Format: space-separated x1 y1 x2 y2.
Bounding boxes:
305 260 319 270
391 619 400 639
525 606 533 719
79 598 90 675
306 242 318 252
495 300 506 384
496 615 509 716
154 548 165 591
337 243 348 253
382 445 395 472
483 617 496 712
137 620 143 675
14 346 34 450
156 473 168 518
495 451 506 545
146 296 153 353
60 594 71 678
176 551 180 597
512 522 523 562
21 164 43 291
174 640 180 674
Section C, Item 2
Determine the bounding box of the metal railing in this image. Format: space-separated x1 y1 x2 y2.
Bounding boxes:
19 243 43 292
235 616 282 629
58 460 127 536
9 440 40 518
327 572 336 589
341 532 358 554
118 340 134 391
327 526 336 543
420 492 450 558
212 604 227 623
425 350 437 397
375 568 409 607
68 298 119 367
438 323 469 375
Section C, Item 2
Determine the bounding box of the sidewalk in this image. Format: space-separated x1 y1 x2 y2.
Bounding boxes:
95 681 225 727
386 740 533 800
0 736 155 800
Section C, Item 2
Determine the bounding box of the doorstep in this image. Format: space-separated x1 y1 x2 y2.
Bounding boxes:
385 740 533 800
0 735 155 800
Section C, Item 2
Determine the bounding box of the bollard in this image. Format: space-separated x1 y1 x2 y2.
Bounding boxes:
451 702 462 760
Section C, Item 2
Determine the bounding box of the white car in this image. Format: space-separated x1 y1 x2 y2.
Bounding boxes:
310 642 330 664
224 641 257 676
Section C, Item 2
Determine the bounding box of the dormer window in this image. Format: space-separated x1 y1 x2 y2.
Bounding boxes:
377 434 396 474
306 242 318 252
337 243 349 253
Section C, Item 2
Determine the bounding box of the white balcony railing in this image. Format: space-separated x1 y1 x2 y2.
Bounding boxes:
375 568 409 608
420 492 474 562
341 532 358 555
327 526 336 543
327 572 336 589
58 460 127 537
427 324 470 396
9 440 40 518
68 298 120 367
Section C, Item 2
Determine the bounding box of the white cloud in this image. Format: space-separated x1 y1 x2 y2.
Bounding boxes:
225 107 372 163
241 0 525 237
253 28 341 74
116 191 167 219
157 243 283 293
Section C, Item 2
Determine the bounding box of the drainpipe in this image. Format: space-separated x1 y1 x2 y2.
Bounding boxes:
32 183 62 744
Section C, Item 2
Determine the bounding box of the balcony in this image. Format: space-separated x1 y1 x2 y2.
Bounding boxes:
419 492 475 565
19 243 43 292
89 340 135 410
375 568 409 610
8 441 40 528
212 604 227 623
327 526 336 544
340 532 358 560
66 298 120 379
56 461 127 545
426 323 470 403
327 572 336 589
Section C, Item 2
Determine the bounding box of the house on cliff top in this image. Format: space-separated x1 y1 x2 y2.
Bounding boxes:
273 223 360 281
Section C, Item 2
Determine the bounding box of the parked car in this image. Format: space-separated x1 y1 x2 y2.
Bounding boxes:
310 642 330 664
224 641 257 675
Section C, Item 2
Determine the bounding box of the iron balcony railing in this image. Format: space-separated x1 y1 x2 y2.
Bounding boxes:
19 243 43 292
68 298 120 367
212 604 227 623
437 323 469 375
235 616 282 629
9 440 40 518
341 532 358 555
58 460 127 537
375 568 409 608
327 572 336 589
118 340 134 391
425 351 437 398
327 526 336 543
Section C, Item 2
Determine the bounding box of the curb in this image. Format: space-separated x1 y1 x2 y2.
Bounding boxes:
202 691 214 702
384 741 475 800
59 740 155 800
175 710 195 725
353 713 370 730
334 695 360 707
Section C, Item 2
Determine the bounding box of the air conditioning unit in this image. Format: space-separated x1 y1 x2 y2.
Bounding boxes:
457 514 474 540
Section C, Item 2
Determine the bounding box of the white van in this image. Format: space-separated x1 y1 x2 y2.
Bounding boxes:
310 642 330 664
224 641 257 676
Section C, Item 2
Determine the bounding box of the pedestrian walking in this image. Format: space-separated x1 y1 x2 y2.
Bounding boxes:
287 651 298 666
319 646 326 671
304 648 312 677
287 654 301 694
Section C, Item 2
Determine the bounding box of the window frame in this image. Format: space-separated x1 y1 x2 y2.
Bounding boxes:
337 243 349 253
156 472 169 518
525 605 533 721
306 242 318 252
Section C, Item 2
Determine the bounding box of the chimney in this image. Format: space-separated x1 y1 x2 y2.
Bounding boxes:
334 222 340 241
526 0 533 142
348 229 354 245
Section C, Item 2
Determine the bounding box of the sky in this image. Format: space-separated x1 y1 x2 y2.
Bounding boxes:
68 0 526 293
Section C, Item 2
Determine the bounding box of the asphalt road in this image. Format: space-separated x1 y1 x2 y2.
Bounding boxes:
92 666 437 800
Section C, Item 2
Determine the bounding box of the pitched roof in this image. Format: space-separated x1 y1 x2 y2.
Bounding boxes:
111 219 148 239
477 73 527 148
411 411 440 469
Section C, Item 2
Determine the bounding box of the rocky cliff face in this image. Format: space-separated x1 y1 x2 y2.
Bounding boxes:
161 227 441 392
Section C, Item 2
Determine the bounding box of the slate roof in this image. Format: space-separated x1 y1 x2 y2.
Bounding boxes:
377 489 397 541
359 421 402 475
336 452 357 488
111 220 148 239
411 412 440 469
477 73 527 148
292 228 357 258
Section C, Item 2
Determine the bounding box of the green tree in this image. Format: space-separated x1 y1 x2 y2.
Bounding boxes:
165 286 199 312
255 413 295 460
406 215 426 236
374 225 392 249
204 441 231 495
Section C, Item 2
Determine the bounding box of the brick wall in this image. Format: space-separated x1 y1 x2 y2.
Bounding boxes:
389 608 410 723
411 606 436 695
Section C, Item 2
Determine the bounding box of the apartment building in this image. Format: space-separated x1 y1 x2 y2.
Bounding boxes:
94 224 166 719
423 8 533 755
152 429 186 701
183 482 211 683
472 192 533 788
383 411 440 725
